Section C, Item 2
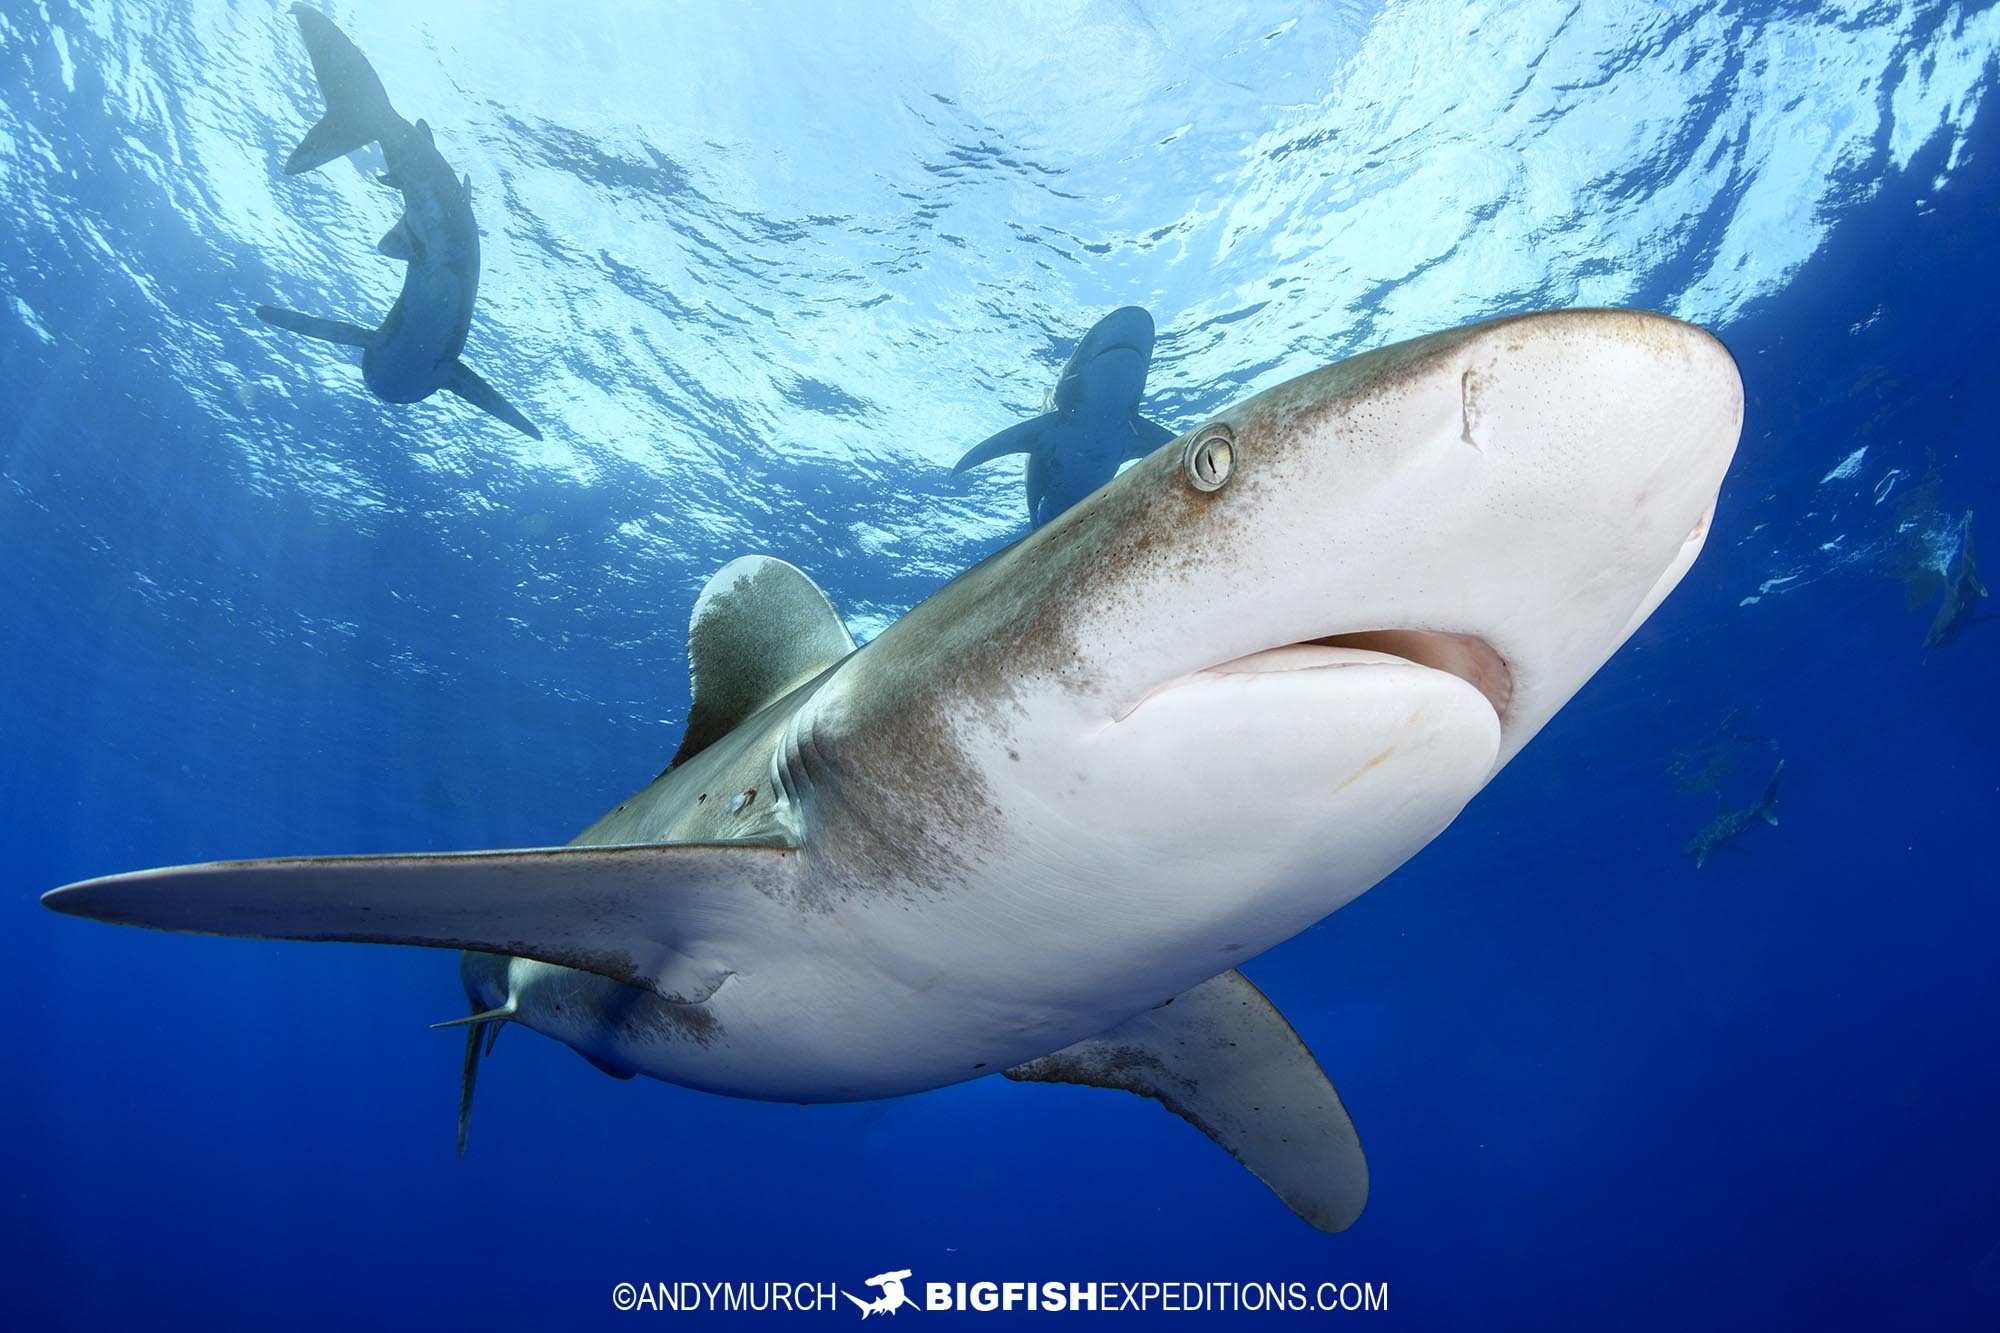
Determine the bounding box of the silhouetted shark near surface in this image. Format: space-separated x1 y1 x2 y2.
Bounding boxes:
1916 511 1987 649
256 4 541 441
1682 761 1783 868
45 309 1743 1232
953 306 1177 527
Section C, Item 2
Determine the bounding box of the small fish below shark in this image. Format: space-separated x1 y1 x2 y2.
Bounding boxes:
44 308 1744 1232
256 4 542 441
953 305 1178 528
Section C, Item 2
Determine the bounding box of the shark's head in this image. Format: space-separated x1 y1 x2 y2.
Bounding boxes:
806 308 1741 960
1053 305 1156 416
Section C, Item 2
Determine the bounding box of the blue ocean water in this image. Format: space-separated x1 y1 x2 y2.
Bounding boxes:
4 1 1998 1327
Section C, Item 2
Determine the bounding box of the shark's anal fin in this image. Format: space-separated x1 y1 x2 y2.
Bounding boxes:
40 839 797 1000
256 304 373 348
444 361 542 441
1129 414 1178 458
951 412 1055 475
1005 968 1368 1232
670 556 857 767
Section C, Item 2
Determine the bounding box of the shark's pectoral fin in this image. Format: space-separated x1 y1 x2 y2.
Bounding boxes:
951 413 1055 475
377 216 422 262
444 361 542 440
1005 968 1368 1232
41 838 797 1000
1905 568 1945 612
670 556 857 767
1128 414 1178 458
580 1051 637 1080
256 304 373 348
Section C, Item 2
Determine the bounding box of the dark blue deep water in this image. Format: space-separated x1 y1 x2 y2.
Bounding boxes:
5 3 1998 1328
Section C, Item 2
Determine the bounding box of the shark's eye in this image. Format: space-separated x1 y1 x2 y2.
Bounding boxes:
1182 425 1236 492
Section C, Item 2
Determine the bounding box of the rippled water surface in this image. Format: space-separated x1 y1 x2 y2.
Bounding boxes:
4 2 1998 1328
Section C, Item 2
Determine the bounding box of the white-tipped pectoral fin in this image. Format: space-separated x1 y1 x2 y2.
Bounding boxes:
41 838 795 1000
1005 969 1368 1232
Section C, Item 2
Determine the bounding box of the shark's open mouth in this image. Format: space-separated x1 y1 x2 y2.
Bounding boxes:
1161 631 1515 725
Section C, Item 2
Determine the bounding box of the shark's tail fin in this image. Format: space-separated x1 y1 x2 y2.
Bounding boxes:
284 5 400 175
1757 759 1784 827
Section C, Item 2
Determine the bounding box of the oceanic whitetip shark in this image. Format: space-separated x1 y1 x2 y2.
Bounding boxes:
1915 511 1987 649
45 308 1743 1232
255 5 542 441
954 306 1178 527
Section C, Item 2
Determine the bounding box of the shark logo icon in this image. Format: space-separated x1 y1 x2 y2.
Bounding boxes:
843 1269 918 1319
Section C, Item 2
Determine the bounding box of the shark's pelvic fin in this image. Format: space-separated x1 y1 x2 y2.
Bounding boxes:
448 998 516 1155
1128 414 1178 459
432 1003 517 1030
952 413 1055 475
256 304 374 348
39 839 797 999
444 361 543 441
1759 760 1784 826
376 216 421 263
457 1016 482 1154
670 556 857 767
1005 968 1369 1232
283 5 400 175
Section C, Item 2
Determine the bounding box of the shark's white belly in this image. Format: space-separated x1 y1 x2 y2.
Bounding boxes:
530 648 1502 1101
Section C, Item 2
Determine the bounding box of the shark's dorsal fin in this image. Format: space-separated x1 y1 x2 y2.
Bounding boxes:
1005 968 1368 1232
671 556 856 767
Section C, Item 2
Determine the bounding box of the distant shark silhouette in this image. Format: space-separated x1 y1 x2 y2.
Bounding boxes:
1907 511 1988 649
1682 760 1782 868
256 4 541 441
953 306 1176 527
